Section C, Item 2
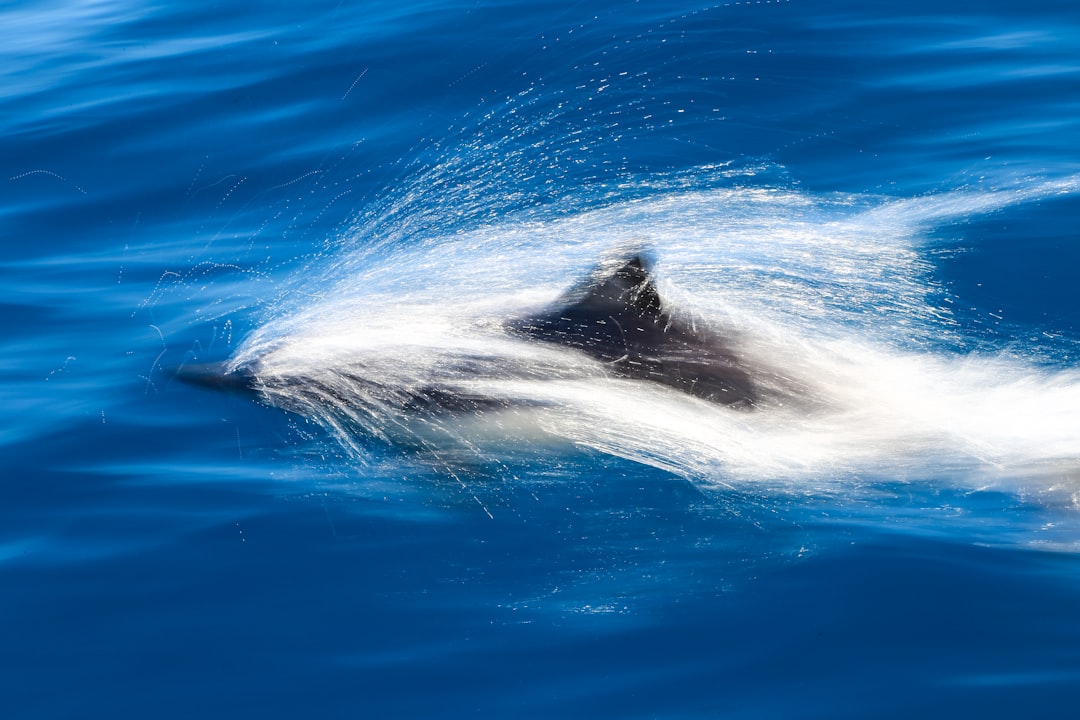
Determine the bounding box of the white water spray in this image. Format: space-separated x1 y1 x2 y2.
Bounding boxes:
233 171 1080 493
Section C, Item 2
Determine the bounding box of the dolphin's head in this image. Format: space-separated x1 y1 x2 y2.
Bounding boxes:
173 361 260 396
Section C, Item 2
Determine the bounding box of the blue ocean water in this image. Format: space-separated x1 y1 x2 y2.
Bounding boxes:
3 0 1080 717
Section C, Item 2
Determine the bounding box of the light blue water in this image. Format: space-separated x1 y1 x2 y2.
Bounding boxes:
3 1 1080 717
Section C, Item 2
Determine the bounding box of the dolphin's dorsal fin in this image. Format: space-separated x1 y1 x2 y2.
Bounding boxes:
569 255 664 321
510 254 759 407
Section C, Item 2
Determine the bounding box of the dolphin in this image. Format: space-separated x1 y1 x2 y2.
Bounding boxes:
171 252 772 473
175 255 758 411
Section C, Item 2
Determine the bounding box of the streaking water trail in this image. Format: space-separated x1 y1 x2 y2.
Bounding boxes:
224 168 1080 495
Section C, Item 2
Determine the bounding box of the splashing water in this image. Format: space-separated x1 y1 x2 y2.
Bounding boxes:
226 167 1080 496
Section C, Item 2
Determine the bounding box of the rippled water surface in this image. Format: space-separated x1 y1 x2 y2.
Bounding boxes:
3 1 1080 717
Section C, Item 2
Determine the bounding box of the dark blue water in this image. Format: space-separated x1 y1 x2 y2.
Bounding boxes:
4 1 1080 717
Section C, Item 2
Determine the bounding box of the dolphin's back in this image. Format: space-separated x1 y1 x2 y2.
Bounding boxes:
512 256 757 407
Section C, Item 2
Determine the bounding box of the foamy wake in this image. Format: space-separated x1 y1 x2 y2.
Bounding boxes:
232 171 1080 493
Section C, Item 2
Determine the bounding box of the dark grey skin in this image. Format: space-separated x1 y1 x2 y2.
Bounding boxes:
173 360 257 395
176 255 758 409
510 255 757 408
